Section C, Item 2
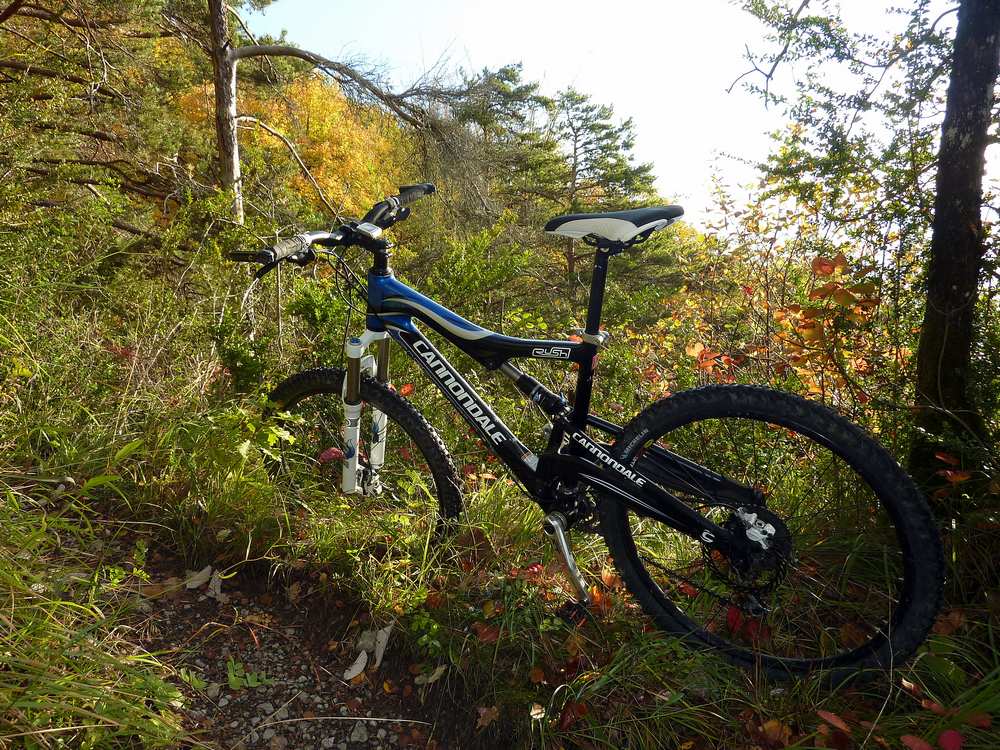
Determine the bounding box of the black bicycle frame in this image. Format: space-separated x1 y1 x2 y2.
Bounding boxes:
364 251 757 552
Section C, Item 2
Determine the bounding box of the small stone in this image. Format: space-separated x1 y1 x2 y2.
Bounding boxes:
275 706 289 720
356 630 377 652
339 706 349 716
263 728 275 740
349 722 369 744
206 683 221 699
337 743 347 750
269 737 287 750
250 732 259 743
218 697 229 707
377 728 386 739
322 739 336 749
229 721 240 729
259 702 275 714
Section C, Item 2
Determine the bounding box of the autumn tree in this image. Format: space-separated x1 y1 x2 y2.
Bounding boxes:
735 0 1000 481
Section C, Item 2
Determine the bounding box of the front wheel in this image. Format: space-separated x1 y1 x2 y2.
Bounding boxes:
266 369 463 538
600 385 943 681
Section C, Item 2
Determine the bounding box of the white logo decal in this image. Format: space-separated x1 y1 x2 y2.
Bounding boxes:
532 346 571 359
412 340 506 446
700 531 716 544
570 432 646 487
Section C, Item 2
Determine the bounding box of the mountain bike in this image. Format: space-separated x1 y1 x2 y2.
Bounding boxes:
230 183 943 681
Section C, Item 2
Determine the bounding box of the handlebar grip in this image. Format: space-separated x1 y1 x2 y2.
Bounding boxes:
270 236 308 263
397 183 435 206
228 249 275 264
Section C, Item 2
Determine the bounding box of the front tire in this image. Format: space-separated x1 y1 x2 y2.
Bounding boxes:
267 368 463 528
600 385 943 681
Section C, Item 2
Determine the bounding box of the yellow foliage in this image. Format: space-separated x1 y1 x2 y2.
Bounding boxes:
176 74 405 216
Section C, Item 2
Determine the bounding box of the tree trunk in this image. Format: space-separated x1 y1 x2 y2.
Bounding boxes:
911 0 999 477
207 0 243 223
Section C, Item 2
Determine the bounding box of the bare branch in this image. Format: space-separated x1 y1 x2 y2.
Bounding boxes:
0 0 26 24
233 44 429 128
727 0 811 106
237 114 339 218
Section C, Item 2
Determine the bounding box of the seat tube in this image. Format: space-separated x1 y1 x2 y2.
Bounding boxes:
571 250 610 426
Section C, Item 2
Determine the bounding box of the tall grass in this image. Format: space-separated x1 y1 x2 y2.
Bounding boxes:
0 484 189 749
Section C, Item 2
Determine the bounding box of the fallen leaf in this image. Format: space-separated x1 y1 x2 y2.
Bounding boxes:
937 729 964 750
529 666 545 684
760 718 792 746
476 705 499 730
600 568 623 589
343 650 368 680
963 712 991 729
921 699 954 717
685 342 705 358
472 622 500 643
932 610 966 636
901 735 934 750
184 565 212 589
373 624 392 669
529 704 546 720
816 710 850 734
937 469 972 484
414 664 446 686
382 679 397 694
287 581 301 603
558 701 588 731
207 570 228 604
399 383 415 397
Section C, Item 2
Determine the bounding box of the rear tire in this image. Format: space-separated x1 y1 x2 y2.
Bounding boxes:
600 385 943 682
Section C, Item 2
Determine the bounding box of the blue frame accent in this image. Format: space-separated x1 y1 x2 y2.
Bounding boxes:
366 271 590 369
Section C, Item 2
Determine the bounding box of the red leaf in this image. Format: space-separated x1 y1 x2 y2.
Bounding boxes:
558 701 588 730
400 445 412 461
937 469 972 484
678 582 699 598
726 605 745 635
398 383 415 397
317 446 344 463
901 735 934 750
816 710 851 734
472 622 500 643
934 452 960 466
963 712 991 729
937 729 964 750
812 256 836 276
743 618 772 643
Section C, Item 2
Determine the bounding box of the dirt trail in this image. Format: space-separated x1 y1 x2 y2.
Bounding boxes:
138 561 472 750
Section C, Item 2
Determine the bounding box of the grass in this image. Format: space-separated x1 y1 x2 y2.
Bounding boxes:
0 483 190 749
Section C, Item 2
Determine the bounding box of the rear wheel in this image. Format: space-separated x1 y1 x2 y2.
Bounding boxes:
600 385 943 681
266 369 462 543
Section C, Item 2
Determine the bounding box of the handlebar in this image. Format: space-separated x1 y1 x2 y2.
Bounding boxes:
228 183 434 267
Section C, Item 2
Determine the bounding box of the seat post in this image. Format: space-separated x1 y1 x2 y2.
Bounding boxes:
584 248 611 335
571 246 614 426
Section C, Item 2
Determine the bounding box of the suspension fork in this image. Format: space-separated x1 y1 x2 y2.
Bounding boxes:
341 330 389 494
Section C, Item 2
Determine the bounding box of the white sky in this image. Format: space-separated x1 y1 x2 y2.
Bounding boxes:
247 1 955 228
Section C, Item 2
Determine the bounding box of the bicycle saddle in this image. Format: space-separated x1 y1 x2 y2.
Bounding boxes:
544 205 684 243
